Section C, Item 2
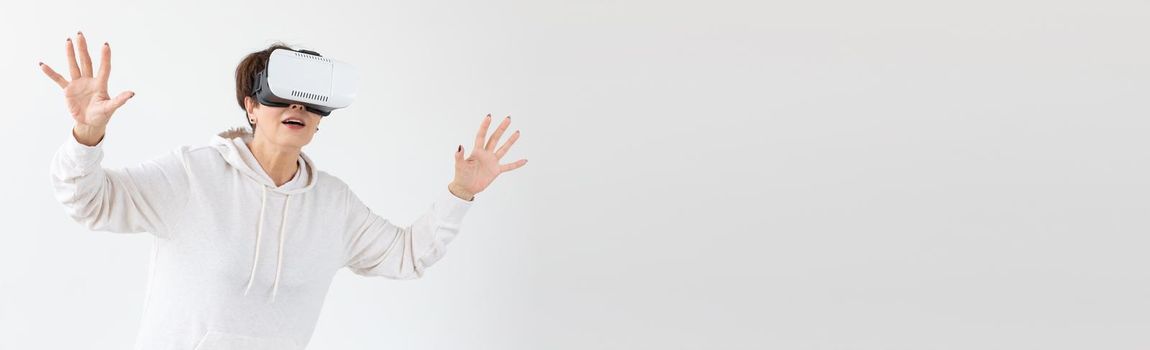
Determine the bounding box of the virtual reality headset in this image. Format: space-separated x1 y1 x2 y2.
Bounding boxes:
251 48 358 116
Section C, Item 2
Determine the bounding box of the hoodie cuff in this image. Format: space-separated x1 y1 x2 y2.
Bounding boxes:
435 187 473 225
60 130 105 172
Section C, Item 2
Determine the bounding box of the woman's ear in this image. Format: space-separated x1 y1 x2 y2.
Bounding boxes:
243 96 258 120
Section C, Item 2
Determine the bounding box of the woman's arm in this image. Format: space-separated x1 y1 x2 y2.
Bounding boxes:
49 134 192 237
43 32 190 237
343 113 526 279
343 187 473 279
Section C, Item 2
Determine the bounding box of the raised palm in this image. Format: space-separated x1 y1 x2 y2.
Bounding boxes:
451 114 528 200
39 32 134 128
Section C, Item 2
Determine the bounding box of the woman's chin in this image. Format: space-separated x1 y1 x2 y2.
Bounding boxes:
257 129 312 148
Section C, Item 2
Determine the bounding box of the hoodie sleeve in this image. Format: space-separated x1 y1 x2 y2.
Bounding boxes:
49 132 191 238
343 186 473 280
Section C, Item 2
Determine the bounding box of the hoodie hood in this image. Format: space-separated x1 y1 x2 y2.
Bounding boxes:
212 127 318 195
210 127 318 302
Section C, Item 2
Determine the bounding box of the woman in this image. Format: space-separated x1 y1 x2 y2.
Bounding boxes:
40 32 527 349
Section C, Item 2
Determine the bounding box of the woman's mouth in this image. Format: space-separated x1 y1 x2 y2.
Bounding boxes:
282 119 306 130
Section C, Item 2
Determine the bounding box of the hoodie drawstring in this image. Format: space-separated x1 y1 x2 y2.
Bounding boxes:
242 186 292 303
242 186 269 296
271 193 290 302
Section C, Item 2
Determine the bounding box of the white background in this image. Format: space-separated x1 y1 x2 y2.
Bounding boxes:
1 0 1149 349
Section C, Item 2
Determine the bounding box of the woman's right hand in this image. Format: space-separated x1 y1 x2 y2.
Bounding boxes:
39 32 134 132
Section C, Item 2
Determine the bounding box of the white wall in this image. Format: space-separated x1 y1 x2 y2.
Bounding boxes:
1 0 1148 349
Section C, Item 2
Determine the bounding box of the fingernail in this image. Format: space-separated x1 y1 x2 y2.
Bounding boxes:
77 31 83 35
66 38 71 42
38 62 43 66
457 145 462 152
486 114 491 118
104 42 108 46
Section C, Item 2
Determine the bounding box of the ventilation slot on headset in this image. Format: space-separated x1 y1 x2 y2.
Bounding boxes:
291 90 330 102
293 52 332 63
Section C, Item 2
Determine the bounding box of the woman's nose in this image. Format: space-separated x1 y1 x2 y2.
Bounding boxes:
288 104 306 111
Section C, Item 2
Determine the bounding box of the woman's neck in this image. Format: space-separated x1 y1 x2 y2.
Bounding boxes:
246 139 300 187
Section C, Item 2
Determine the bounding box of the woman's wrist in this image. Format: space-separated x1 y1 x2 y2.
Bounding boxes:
448 182 475 201
73 124 107 147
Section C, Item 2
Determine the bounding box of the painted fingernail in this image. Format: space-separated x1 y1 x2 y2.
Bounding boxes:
38 62 43 66
77 31 83 35
104 42 108 46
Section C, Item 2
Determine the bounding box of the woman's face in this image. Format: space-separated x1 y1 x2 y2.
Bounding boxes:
244 96 322 149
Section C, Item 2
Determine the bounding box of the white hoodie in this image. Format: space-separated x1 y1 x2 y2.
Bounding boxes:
49 128 474 349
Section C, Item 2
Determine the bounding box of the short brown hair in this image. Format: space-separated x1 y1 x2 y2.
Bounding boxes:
234 43 297 131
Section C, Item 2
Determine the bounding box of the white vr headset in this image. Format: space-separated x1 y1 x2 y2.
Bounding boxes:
251 48 358 116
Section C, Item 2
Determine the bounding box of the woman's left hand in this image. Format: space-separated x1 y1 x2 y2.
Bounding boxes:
449 114 527 201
